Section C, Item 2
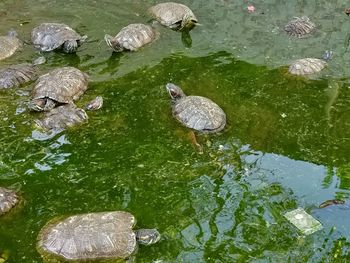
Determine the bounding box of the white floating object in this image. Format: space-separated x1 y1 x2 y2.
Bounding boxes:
284 208 323 235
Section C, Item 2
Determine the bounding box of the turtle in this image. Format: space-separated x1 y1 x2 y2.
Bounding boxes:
85 96 103 111
284 16 315 37
0 57 45 89
35 103 88 132
31 23 87 53
0 30 21 60
29 67 88 111
166 83 226 133
0 187 19 216
37 211 161 262
288 58 327 76
148 2 198 31
105 23 157 52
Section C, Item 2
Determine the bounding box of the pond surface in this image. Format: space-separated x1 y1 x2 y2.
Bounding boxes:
1 0 350 262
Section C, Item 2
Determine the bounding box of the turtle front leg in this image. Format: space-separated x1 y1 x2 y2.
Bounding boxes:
63 40 78 53
43 99 57 111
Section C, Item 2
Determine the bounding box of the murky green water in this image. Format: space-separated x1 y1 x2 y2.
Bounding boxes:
1 0 350 262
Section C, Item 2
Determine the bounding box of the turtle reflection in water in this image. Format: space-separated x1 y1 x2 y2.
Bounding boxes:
0 187 19 215
37 211 160 262
35 104 88 132
0 30 21 60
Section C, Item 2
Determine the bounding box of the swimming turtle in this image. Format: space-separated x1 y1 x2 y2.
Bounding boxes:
0 57 45 89
148 2 198 31
284 16 315 37
288 58 327 75
35 103 88 132
166 83 226 133
0 187 19 215
31 23 87 53
85 96 103 111
37 211 161 262
105 23 157 52
0 30 21 60
29 67 88 111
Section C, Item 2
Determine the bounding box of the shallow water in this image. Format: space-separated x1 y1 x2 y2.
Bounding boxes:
1 0 350 262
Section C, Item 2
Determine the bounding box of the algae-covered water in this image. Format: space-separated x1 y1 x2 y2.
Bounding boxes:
1 0 350 262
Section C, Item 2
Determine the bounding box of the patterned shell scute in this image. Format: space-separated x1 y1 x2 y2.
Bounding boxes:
289 58 327 75
37 211 137 261
284 16 315 37
0 35 20 60
32 67 88 103
0 64 37 89
0 187 19 215
31 23 83 52
173 96 226 133
149 2 197 27
35 104 88 131
116 23 156 51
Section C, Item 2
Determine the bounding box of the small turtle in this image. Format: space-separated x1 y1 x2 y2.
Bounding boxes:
35 103 88 132
288 58 327 75
85 96 103 111
0 57 45 89
166 83 226 133
149 2 198 31
284 16 315 37
0 187 19 215
37 211 160 261
105 23 157 52
0 30 21 60
31 23 87 53
29 67 88 111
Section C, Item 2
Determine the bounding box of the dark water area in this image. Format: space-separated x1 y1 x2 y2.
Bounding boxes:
1 0 350 262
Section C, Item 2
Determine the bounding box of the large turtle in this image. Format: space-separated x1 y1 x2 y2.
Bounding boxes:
0 57 45 89
284 16 315 38
37 211 161 262
31 23 87 53
105 23 157 52
29 67 88 111
0 187 19 215
166 83 226 133
35 103 88 132
0 30 21 60
288 58 327 76
148 2 198 31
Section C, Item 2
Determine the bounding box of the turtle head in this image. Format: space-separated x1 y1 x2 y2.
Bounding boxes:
7 30 18 38
29 98 56 111
166 83 186 101
135 229 161 245
63 40 78 53
104 34 123 52
180 13 198 31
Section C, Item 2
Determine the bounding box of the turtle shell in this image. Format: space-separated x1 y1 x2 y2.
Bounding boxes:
112 23 156 51
35 104 88 131
0 64 37 89
31 23 83 52
31 67 88 104
148 2 197 29
0 187 19 215
0 34 20 60
289 58 326 75
173 96 226 133
284 16 315 37
37 211 138 261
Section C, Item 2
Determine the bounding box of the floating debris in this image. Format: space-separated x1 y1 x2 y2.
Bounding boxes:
284 208 323 235
247 5 255 13
345 8 350 16
319 199 345 209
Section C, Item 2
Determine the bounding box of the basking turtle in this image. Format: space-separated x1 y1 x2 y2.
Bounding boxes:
0 187 19 215
85 96 103 111
288 58 327 75
31 23 87 53
0 57 45 89
29 67 88 111
37 211 161 262
284 16 315 37
105 23 157 52
0 30 21 60
35 103 88 132
149 2 198 31
166 83 226 133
